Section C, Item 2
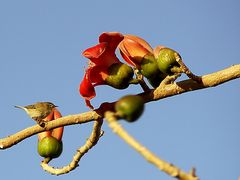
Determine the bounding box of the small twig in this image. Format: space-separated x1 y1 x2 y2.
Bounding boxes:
42 157 52 164
159 73 181 88
104 111 198 180
41 119 104 175
133 68 151 92
174 53 202 83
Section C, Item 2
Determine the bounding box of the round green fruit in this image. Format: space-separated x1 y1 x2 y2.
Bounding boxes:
140 54 159 78
106 63 134 89
115 95 144 122
38 136 63 158
156 48 180 74
140 54 167 88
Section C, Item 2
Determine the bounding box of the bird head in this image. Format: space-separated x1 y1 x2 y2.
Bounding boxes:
47 102 58 109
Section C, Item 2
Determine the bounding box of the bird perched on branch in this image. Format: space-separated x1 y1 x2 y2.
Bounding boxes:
15 102 57 127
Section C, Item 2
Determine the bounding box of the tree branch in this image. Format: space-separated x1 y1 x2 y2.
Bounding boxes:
105 111 198 180
0 112 101 149
0 64 239 178
40 119 104 175
140 64 240 103
1 65 239 150
1 64 239 150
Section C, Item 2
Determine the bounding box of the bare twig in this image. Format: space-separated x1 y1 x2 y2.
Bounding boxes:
41 119 104 175
134 68 151 92
104 111 198 180
159 73 181 88
174 53 202 83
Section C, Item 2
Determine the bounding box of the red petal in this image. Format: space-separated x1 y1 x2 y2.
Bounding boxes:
120 50 136 67
83 42 120 66
37 112 54 140
82 42 107 59
79 32 124 109
119 35 154 68
99 32 124 51
124 34 153 53
124 39 150 57
89 65 108 84
51 109 64 141
79 71 96 101
85 99 94 109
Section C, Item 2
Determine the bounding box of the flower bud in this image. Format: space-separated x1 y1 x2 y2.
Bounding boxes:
119 34 153 67
154 47 180 74
105 63 134 89
115 95 144 122
38 136 63 158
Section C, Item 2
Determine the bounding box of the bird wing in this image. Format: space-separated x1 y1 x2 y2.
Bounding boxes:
27 109 43 119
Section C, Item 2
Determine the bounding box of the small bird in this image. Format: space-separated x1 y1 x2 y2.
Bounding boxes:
15 102 57 127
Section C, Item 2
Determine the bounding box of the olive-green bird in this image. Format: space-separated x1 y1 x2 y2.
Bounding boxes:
15 102 57 127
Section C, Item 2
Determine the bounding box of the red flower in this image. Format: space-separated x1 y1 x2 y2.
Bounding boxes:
38 108 64 141
79 32 124 109
118 34 153 68
119 34 168 88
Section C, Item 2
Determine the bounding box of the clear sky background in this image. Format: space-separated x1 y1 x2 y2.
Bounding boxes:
0 0 239 180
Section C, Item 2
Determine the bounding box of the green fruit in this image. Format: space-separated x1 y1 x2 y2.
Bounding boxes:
115 95 144 122
38 136 63 158
140 54 159 78
106 63 134 89
156 48 180 74
140 54 167 88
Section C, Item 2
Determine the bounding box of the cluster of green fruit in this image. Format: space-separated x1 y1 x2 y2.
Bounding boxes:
104 47 180 90
141 48 181 88
112 48 180 122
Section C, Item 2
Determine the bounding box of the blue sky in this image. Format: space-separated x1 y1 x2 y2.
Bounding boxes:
0 0 239 180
